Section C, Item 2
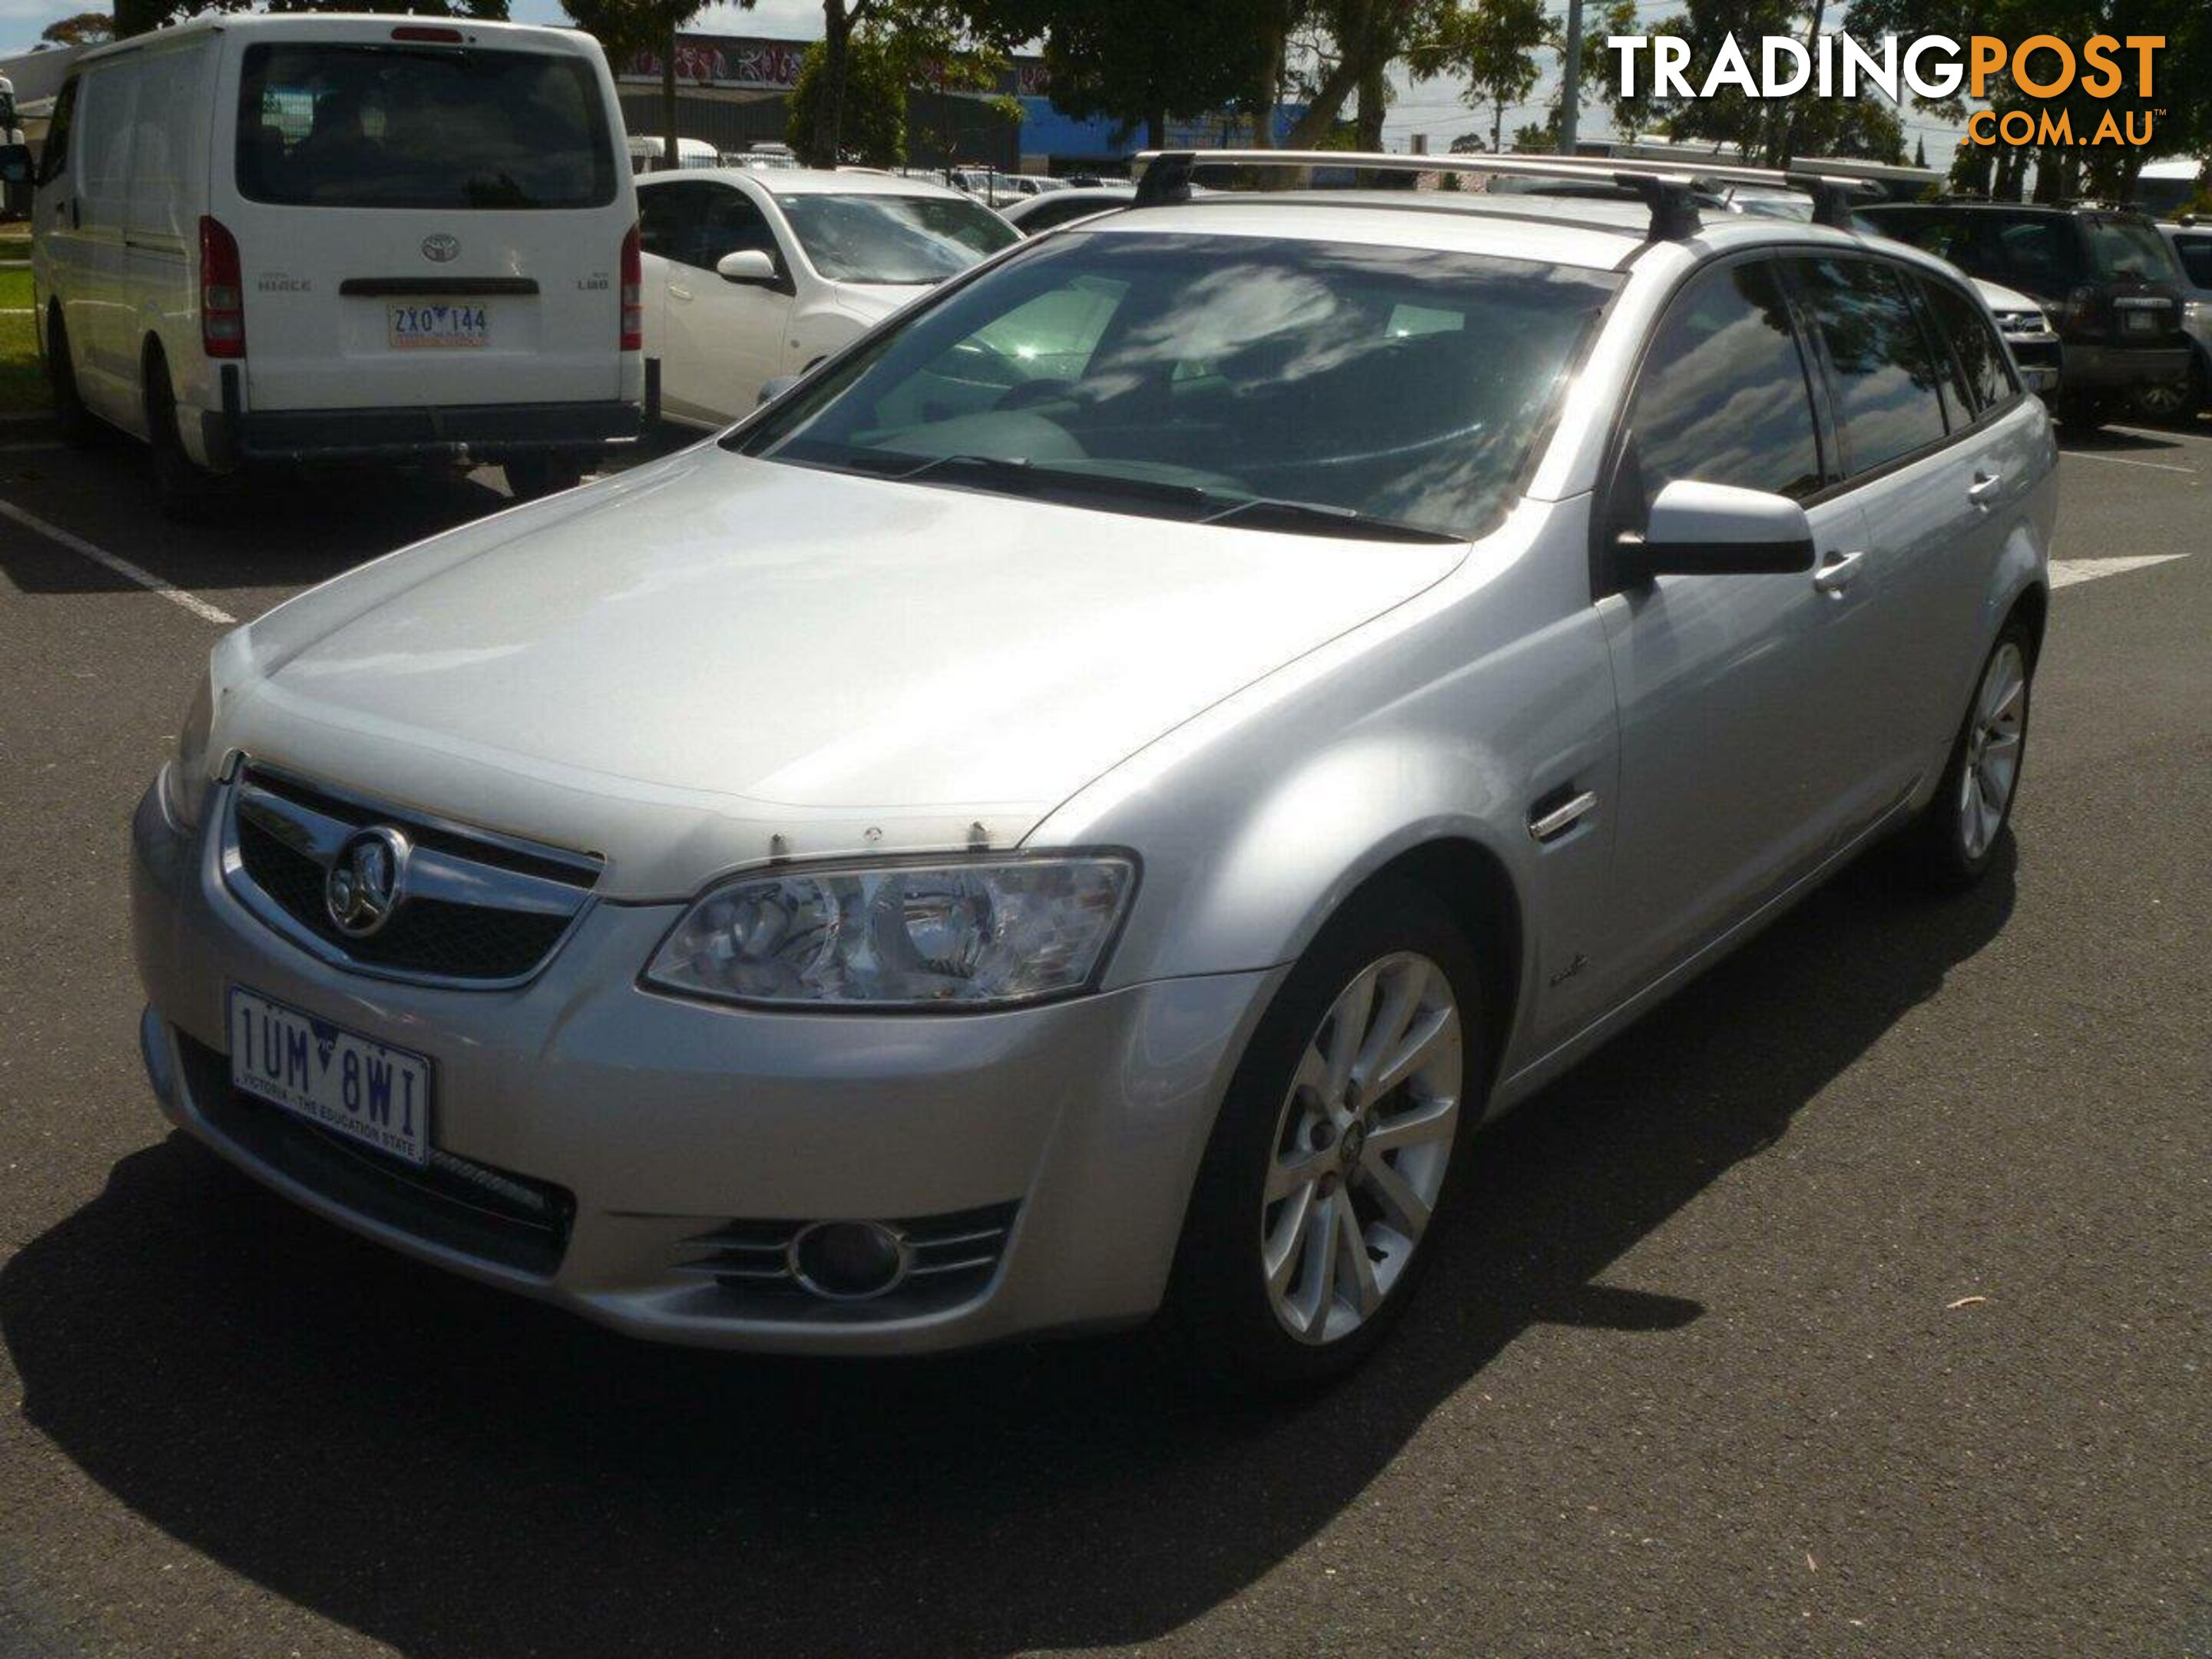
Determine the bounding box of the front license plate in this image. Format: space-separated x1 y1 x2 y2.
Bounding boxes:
389 302 488 349
227 986 433 1166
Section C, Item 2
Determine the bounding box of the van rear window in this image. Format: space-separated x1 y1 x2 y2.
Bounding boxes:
236 43 615 210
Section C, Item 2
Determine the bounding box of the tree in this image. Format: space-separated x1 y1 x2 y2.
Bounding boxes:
787 31 907 165
986 0 1274 151
40 12 112 45
1285 0 1452 149
1420 0 1550 154
562 0 750 173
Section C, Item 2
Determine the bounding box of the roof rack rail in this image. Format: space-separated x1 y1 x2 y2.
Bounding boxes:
1131 148 1883 240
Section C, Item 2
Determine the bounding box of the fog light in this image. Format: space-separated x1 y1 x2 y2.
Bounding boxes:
789 1220 908 1300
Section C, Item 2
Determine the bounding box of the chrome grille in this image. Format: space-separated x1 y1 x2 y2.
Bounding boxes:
674 1202 1019 1319
221 764 601 988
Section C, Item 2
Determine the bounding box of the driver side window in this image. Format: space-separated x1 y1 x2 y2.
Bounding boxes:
1623 258 1826 518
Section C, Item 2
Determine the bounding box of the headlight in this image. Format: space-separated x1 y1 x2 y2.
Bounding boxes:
644 856 1136 1009
158 673 215 830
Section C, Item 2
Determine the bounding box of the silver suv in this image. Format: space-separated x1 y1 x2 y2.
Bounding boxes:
131 151 2056 1390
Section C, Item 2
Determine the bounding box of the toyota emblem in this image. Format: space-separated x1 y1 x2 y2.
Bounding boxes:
421 233 460 263
325 827 411 939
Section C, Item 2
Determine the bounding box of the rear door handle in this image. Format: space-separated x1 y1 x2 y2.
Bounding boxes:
667 283 693 303
1813 550 1865 594
1968 470 2002 504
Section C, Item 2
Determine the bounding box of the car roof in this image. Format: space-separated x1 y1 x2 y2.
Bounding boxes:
1074 192 1875 273
637 167 972 200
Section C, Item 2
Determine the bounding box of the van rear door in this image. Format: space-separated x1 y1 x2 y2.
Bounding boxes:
212 25 632 414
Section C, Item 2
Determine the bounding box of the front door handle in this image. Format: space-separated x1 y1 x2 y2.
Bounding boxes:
667 283 693 303
1813 550 1865 594
1968 470 2002 504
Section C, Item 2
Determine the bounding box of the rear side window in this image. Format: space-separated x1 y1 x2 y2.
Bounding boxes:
1988 218 2083 295
2175 235 2212 289
2084 217 2177 283
236 43 615 210
1623 258 1824 511
1919 277 2018 417
1788 257 1949 475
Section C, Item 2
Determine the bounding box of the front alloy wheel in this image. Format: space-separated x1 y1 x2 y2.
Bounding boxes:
1171 881 1482 1392
1262 952 1462 1343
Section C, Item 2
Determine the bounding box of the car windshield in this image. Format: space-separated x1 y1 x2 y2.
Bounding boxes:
236 43 615 210
735 231 1619 539
2085 217 2177 282
775 193 1018 283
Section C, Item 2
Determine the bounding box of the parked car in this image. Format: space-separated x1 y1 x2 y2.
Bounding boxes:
2149 219 2212 418
724 141 800 172
637 166 1016 426
31 14 647 511
998 187 1137 235
132 157 2055 1390
1857 202 2190 427
628 134 718 174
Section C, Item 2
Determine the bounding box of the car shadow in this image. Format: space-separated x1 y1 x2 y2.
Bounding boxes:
0 848 2015 1657
2053 422 2197 455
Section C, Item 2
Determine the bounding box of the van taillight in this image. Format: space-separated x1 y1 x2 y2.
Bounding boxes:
199 215 245 359
620 223 643 351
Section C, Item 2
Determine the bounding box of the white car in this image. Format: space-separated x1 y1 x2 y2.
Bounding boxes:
1972 277 2062 398
637 167 1018 427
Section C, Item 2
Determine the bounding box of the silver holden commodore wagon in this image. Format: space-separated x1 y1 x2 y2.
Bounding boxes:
132 151 2057 1389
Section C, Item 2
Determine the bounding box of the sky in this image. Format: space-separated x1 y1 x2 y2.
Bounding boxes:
0 0 1976 166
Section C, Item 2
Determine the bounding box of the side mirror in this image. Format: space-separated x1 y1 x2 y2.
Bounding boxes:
1617 478 1815 584
757 374 800 406
0 144 32 185
716 249 780 286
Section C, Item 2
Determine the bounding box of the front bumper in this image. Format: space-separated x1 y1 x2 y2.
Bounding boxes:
131 781 1275 1353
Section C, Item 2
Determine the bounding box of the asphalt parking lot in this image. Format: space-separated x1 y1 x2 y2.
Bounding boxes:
0 417 2206 1657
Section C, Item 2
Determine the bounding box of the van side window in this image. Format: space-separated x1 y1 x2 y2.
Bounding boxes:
1918 277 2018 419
1786 257 1950 476
1622 258 1824 513
39 78 77 186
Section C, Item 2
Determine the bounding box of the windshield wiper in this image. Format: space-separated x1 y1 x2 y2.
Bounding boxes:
1199 496 1464 544
872 452 1215 513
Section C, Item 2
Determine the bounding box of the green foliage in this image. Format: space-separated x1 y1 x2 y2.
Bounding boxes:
1417 0 1551 153
786 31 906 167
984 0 1276 142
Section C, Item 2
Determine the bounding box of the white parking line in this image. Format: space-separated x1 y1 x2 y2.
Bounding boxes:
2064 449 2196 475
2049 554 2192 589
0 497 236 624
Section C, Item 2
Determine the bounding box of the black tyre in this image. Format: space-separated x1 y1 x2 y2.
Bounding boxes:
2056 396 2106 434
145 352 227 522
1898 619 2035 891
1169 880 1485 1393
2129 360 2204 426
45 308 94 447
504 452 584 500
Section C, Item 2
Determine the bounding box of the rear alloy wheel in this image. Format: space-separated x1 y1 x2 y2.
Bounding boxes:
2130 363 2203 425
1172 882 1482 1392
1899 621 2033 890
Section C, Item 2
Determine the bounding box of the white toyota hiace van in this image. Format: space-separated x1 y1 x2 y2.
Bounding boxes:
31 14 652 510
